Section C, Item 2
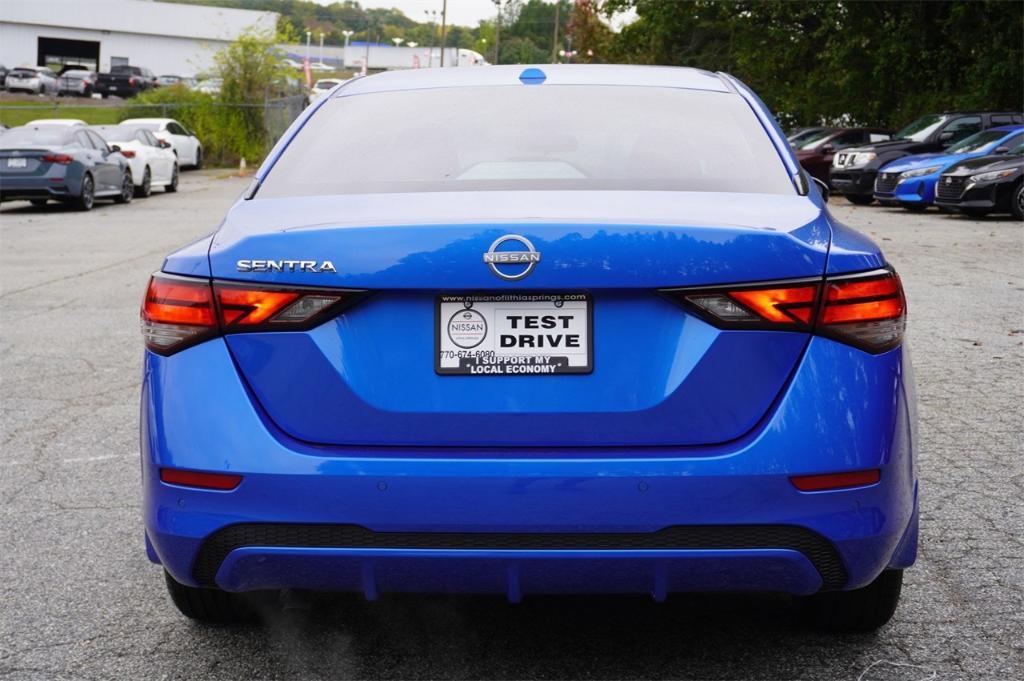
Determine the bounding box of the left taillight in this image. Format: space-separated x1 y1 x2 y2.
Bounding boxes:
662 267 906 354
141 274 217 354
141 273 365 355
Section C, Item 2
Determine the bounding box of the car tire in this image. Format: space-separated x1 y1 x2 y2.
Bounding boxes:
901 204 928 212
139 167 152 198
72 174 95 211
797 569 903 632
30 199 48 207
194 147 203 170
165 163 179 193
163 570 267 624
844 194 874 206
1012 182 1023 221
114 171 134 204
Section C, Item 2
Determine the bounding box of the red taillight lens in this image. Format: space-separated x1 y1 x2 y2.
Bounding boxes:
160 468 242 490
141 274 217 353
41 154 73 165
663 268 906 353
790 469 880 491
817 271 906 352
119 150 136 158
141 273 365 355
129 77 137 86
727 285 818 325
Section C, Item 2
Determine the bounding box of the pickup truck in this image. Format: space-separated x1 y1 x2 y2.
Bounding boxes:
95 65 157 98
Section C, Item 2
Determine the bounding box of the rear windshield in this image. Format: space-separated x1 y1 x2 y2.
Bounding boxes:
0 127 71 148
93 125 140 142
258 85 795 197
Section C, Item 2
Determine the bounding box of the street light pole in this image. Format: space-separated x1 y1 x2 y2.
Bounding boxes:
424 10 437 67
318 32 324 65
492 0 502 65
341 30 353 68
439 0 448 67
304 30 311 63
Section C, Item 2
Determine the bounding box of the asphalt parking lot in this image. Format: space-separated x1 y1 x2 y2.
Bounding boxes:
1 174 1021 680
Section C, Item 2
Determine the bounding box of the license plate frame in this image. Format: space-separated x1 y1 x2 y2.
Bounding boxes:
435 292 593 376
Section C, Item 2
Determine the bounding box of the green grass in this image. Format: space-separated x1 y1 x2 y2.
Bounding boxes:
0 102 124 128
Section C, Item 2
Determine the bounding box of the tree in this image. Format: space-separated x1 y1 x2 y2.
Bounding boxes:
604 0 1024 128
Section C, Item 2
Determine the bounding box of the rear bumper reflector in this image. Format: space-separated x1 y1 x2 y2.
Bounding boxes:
160 468 243 491
790 469 881 492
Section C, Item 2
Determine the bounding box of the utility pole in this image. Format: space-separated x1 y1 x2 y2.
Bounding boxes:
550 1 560 64
492 0 502 65
439 0 448 67
318 32 324 65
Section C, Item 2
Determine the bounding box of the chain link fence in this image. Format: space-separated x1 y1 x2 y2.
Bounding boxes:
0 95 308 164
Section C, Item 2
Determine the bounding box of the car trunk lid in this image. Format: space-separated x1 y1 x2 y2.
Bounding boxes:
199 191 830 448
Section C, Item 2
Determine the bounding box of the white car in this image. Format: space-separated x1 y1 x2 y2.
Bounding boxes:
119 117 203 169
26 118 87 126
5 66 58 94
308 78 342 105
193 78 222 95
92 124 178 196
309 62 334 72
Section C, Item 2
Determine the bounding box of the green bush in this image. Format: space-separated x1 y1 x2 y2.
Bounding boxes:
120 85 233 162
122 31 295 167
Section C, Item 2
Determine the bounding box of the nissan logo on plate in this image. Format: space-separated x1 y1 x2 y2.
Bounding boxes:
483 234 541 281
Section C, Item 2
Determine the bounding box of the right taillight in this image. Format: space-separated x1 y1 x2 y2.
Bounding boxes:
141 273 367 355
662 267 906 354
817 269 906 353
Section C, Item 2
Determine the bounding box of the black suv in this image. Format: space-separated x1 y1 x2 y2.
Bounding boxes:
829 111 1023 205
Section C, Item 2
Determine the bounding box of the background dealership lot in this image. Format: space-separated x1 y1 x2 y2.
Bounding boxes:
0 173 1021 679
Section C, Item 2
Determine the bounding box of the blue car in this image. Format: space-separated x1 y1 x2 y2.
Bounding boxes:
141 65 918 632
874 125 1023 210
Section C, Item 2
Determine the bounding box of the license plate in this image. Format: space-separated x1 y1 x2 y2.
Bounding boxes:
6 158 27 168
109 85 118 90
436 293 592 375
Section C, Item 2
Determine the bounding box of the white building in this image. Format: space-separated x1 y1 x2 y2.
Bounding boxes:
0 0 278 77
279 43 487 72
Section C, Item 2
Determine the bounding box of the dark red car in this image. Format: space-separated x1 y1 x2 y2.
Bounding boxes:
795 128 894 184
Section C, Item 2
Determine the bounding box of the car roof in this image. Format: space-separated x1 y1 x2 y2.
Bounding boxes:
939 110 1022 115
334 65 732 98
26 119 86 126
120 118 173 124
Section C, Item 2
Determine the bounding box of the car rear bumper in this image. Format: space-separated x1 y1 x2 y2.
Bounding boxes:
142 336 919 598
0 172 82 201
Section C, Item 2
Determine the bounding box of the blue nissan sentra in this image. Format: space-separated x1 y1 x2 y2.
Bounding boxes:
141 65 918 631
874 125 1023 210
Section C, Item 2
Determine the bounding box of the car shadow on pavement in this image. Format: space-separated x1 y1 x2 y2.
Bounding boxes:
184 592 887 680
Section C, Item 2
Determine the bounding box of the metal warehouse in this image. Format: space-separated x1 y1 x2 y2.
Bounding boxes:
0 0 278 77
